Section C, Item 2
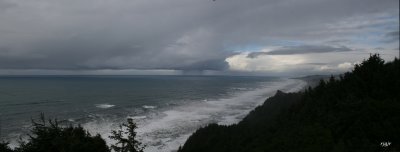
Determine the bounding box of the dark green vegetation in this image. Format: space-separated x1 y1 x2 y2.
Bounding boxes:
0 115 144 152
109 118 144 152
178 55 400 152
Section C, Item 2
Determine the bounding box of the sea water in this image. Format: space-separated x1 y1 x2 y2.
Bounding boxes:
0 75 306 152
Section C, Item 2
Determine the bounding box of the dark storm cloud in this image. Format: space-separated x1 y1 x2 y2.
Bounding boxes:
303 63 328 66
325 39 351 45
176 59 229 71
0 0 16 10
0 0 398 74
382 30 400 43
247 45 353 58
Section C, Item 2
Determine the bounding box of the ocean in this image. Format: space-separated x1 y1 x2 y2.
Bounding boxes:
0 75 306 152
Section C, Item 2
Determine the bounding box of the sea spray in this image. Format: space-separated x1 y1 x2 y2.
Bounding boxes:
83 79 307 152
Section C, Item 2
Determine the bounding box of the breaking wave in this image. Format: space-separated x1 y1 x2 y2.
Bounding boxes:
95 104 115 109
83 79 307 152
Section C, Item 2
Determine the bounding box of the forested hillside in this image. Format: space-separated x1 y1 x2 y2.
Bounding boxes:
178 54 400 152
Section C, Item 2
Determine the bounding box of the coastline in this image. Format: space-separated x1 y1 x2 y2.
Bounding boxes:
158 78 309 152
174 77 321 152
177 56 400 152
129 78 309 152
2 77 312 152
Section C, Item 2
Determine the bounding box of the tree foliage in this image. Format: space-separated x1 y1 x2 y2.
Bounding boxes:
109 118 144 152
11 114 110 152
0 141 14 152
1 116 144 152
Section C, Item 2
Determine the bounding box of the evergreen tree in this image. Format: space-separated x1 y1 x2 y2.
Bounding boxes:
0 141 14 152
14 114 110 152
109 118 145 152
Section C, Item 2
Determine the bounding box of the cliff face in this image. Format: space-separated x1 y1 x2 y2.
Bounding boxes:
178 55 400 152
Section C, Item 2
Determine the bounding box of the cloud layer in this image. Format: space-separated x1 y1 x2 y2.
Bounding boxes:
247 45 353 58
0 0 398 75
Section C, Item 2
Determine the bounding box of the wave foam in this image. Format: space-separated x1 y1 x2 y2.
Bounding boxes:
143 105 157 109
128 115 147 120
95 104 115 109
83 79 307 152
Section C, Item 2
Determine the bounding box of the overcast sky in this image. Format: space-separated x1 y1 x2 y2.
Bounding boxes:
0 0 398 76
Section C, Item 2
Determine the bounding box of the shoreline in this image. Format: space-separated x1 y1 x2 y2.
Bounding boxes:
82 78 308 152
3 77 312 152
149 78 308 152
